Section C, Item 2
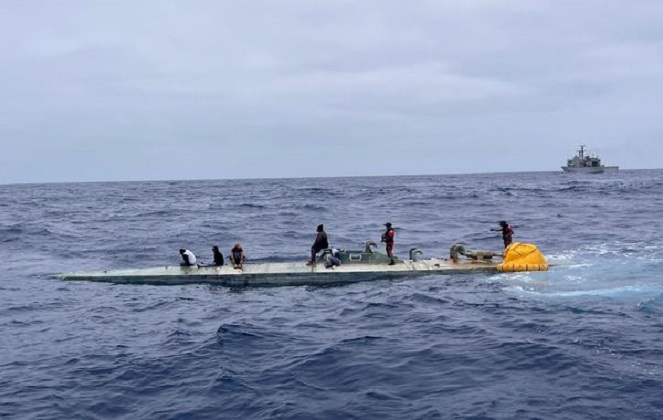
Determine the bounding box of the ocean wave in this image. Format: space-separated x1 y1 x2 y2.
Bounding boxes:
3 171 663 419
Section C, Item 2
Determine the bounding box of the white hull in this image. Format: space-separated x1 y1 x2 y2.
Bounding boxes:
56 259 501 287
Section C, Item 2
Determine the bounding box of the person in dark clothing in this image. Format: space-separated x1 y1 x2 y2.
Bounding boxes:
211 245 224 266
381 222 396 265
230 243 245 269
491 221 514 248
307 224 329 266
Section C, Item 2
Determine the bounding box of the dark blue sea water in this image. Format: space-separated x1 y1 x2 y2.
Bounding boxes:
2 171 663 419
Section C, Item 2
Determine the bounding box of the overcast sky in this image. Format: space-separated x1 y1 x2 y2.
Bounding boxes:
1 1 661 184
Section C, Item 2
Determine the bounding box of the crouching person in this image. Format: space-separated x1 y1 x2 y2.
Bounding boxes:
324 248 342 269
179 249 197 266
230 243 245 269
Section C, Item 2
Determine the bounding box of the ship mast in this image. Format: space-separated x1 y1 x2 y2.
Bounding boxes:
579 145 586 160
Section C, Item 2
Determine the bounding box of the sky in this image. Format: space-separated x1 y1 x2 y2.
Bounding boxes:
1 0 662 184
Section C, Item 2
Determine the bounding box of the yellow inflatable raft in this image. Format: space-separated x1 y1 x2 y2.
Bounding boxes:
497 242 549 272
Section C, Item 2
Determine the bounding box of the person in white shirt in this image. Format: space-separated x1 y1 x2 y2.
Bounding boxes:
179 249 197 266
324 248 341 269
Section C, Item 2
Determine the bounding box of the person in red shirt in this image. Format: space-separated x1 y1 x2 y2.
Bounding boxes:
381 222 396 265
491 221 514 248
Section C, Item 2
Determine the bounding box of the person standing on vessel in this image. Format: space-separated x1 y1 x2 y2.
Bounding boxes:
307 224 329 266
381 222 396 265
179 249 197 266
491 221 514 248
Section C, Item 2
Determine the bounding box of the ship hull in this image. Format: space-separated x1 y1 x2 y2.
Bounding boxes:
561 166 619 174
55 259 500 287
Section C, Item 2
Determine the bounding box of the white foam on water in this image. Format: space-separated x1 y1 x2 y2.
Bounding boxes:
500 240 663 300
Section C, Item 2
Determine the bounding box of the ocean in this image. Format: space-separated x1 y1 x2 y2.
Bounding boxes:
1 170 662 419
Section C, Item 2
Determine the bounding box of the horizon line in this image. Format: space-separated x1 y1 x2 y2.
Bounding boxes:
1 168 656 187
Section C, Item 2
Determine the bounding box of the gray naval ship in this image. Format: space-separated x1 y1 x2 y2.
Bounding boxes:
562 145 619 174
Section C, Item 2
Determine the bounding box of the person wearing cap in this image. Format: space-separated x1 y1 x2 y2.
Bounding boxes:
230 243 245 269
211 245 224 266
179 248 197 266
307 224 329 266
491 221 514 248
381 222 396 265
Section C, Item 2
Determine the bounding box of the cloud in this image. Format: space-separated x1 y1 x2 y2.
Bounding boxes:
1 0 662 183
